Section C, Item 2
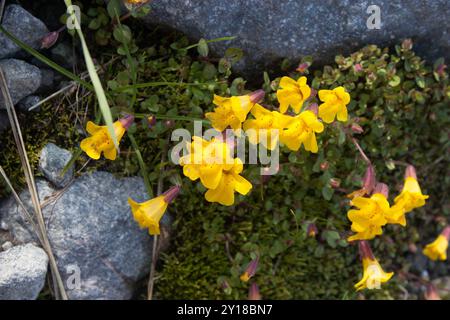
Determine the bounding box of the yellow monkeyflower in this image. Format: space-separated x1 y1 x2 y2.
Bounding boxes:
355 241 394 291
240 256 259 282
423 227 450 261
80 115 134 160
277 76 311 114
279 110 324 153
318 86 350 123
179 137 252 206
205 90 264 133
180 136 234 189
128 185 180 235
394 177 429 213
347 193 391 241
243 104 285 150
205 158 252 206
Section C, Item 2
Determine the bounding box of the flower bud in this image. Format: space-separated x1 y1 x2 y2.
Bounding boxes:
442 226 450 241
354 63 363 72
436 63 447 77
320 161 329 171
329 178 341 189
119 114 135 129
307 223 318 237
306 102 318 115
240 256 259 282
163 185 181 203
41 31 59 49
373 182 389 198
351 123 364 134
404 164 417 180
424 283 441 300
248 283 261 300
147 115 156 128
296 62 309 73
362 164 376 194
402 38 413 51
249 89 265 104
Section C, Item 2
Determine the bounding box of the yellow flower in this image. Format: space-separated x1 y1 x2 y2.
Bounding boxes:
179 137 252 205
318 86 350 123
355 257 394 291
180 136 234 189
205 158 252 206
243 104 285 150
347 193 391 241
205 90 264 133
276 76 311 114
128 186 180 235
394 177 429 213
279 110 324 153
423 228 449 261
80 115 134 160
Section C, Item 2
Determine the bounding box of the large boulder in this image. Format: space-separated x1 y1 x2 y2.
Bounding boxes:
0 171 171 299
0 59 42 109
0 243 49 300
0 4 49 59
142 0 450 75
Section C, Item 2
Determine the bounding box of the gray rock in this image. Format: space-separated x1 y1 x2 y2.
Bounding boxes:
142 0 450 75
1 241 13 251
0 243 48 300
50 42 76 68
0 5 49 59
0 172 170 299
39 143 73 188
18 95 41 112
37 68 56 94
0 59 42 109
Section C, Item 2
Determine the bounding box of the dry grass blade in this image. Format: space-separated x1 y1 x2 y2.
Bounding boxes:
0 67 68 300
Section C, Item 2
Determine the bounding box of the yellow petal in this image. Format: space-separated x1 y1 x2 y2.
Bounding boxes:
86 121 102 135
80 137 101 160
103 147 117 160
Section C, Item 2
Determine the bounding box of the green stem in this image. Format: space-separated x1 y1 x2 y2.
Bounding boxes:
181 36 236 51
128 132 154 198
0 25 93 91
134 113 210 124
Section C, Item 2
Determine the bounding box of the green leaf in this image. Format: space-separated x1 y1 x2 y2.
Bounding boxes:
225 47 243 63
113 25 133 44
321 186 334 201
388 75 401 87
65 0 118 150
107 0 122 18
197 38 209 57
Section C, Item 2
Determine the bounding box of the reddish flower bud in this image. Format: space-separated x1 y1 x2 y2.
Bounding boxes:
320 161 329 171
358 240 375 260
402 39 413 51
240 256 259 282
362 164 376 194
351 123 364 134
249 89 265 104
354 63 363 72
119 114 135 129
165 120 175 128
306 102 318 115
425 283 441 300
41 31 59 49
296 62 309 73
404 165 417 180
373 182 389 198
163 185 181 203
436 63 447 76
147 115 156 128
307 223 318 237
329 178 341 189
441 226 450 241
248 283 261 300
